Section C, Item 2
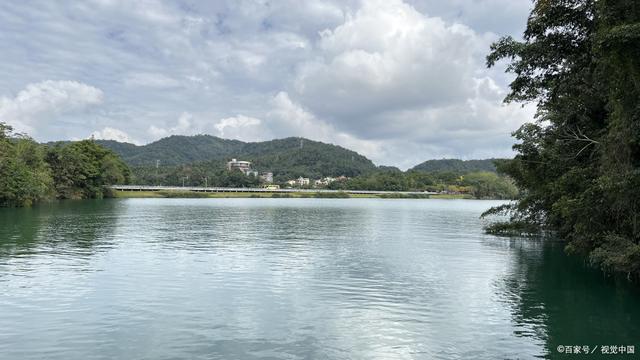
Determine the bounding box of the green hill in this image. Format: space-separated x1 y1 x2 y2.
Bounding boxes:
87 135 508 184
96 135 377 179
96 135 244 166
410 159 499 173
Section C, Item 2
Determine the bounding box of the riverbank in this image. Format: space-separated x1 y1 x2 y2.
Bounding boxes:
114 190 473 200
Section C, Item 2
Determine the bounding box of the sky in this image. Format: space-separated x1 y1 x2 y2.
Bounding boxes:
0 0 536 169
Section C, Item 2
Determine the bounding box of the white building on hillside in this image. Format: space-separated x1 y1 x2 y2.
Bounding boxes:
227 159 252 174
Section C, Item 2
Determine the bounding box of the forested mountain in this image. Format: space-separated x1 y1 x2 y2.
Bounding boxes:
95 135 244 166
97 134 504 176
410 159 499 173
95 134 514 197
97 135 378 179
239 138 376 178
2 126 517 202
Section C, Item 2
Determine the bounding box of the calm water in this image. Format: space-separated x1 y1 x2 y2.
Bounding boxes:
0 199 638 359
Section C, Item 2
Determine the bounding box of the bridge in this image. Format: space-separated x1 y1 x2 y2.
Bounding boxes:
110 185 438 196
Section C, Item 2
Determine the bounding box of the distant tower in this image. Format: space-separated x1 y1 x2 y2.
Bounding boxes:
156 159 160 169
300 139 304 149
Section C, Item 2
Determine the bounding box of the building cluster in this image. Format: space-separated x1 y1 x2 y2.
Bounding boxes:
227 158 347 188
227 159 272 183
285 176 347 188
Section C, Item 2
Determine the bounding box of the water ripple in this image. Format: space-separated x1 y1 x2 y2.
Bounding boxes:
1 199 639 359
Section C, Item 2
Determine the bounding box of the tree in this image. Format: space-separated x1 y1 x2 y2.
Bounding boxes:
485 0 640 278
46 140 130 199
0 123 52 206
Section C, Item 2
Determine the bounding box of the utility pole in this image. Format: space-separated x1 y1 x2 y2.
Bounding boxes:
204 177 208 188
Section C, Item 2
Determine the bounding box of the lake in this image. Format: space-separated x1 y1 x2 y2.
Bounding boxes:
0 198 638 359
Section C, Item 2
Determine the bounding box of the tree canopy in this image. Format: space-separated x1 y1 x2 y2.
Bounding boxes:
0 123 130 206
0 124 52 206
410 159 499 173
484 0 640 278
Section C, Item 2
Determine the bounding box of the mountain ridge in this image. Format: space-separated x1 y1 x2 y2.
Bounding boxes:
92 135 377 179
410 158 498 173
52 135 502 175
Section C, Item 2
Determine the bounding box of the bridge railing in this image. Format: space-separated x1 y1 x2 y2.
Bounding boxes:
110 185 438 196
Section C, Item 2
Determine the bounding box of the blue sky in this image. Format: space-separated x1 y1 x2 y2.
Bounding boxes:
0 0 535 169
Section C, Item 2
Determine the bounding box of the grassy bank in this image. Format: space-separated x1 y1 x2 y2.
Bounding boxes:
114 190 474 199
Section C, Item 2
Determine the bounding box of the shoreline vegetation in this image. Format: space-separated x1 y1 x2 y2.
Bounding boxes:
113 190 472 200
483 1 640 281
1 121 516 207
0 123 130 207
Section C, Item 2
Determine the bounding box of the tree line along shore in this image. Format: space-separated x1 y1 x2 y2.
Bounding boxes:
112 190 471 200
0 122 518 207
0 123 130 207
482 0 640 281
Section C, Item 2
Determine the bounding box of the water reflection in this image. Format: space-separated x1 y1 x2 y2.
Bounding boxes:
495 237 640 358
0 200 121 260
0 198 639 359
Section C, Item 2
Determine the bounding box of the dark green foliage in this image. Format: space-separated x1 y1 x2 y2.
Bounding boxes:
131 157 516 198
410 159 499 173
46 140 130 199
245 138 376 180
485 0 640 278
330 170 518 199
461 172 518 199
97 134 515 197
98 135 378 179
0 124 52 206
0 123 130 206
377 165 403 173
95 135 245 166
131 165 260 188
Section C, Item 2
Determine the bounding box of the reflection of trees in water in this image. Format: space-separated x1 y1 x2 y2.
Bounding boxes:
0 199 121 259
494 238 640 357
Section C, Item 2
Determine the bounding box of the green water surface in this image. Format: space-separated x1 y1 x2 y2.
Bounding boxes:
0 199 638 359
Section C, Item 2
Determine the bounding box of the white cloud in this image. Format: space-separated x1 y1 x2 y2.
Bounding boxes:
0 0 533 168
148 111 194 138
282 0 533 166
266 92 383 159
0 80 103 136
90 126 138 144
293 0 480 121
213 115 264 141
